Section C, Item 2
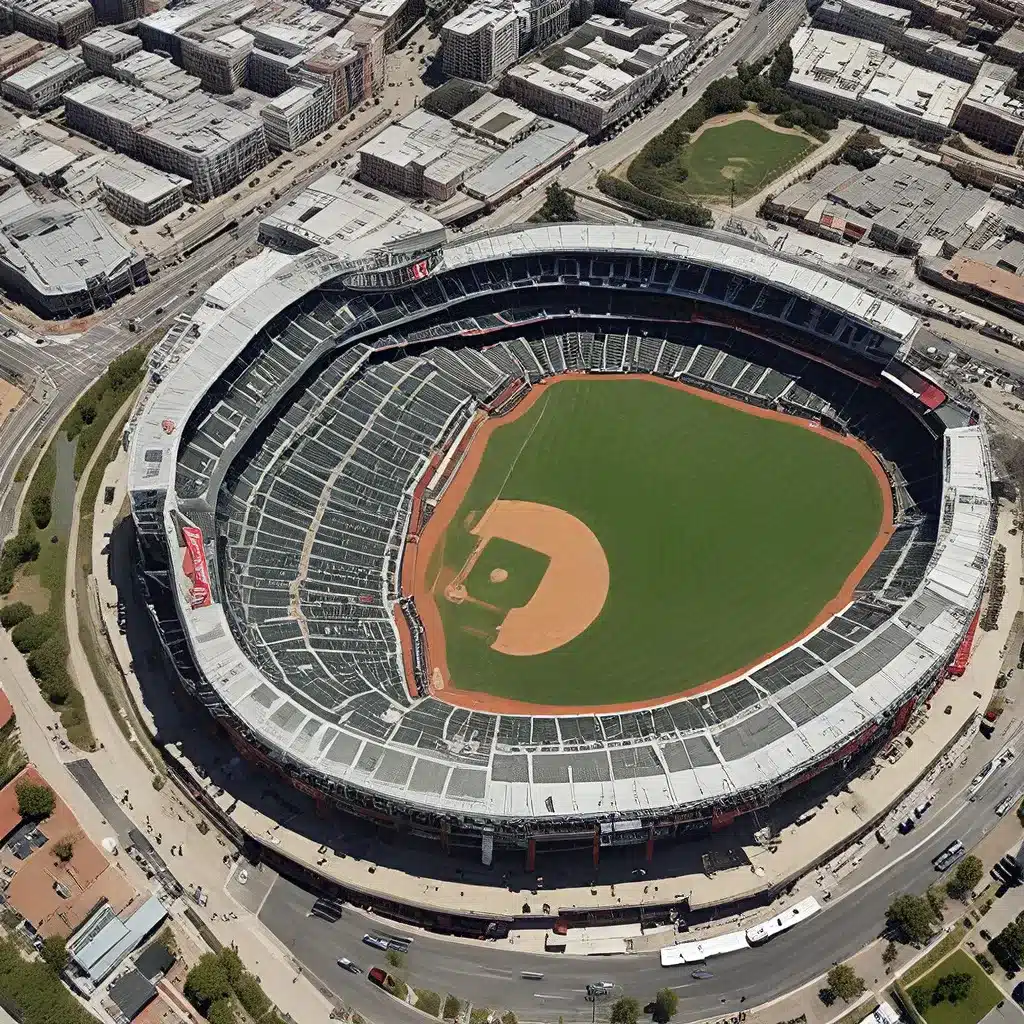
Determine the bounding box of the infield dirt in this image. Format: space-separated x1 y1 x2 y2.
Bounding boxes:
402 373 893 713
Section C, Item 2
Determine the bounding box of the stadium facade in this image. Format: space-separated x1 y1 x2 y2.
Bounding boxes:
127 224 994 861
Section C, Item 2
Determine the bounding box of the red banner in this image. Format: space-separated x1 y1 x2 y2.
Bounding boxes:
182 525 211 608
948 607 981 677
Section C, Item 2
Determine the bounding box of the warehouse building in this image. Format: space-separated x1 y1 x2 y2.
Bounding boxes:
258 171 445 252
1 0 94 46
953 61 1024 154
136 93 269 200
1 48 88 110
0 187 148 317
63 77 168 155
80 27 141 75
111 51 202 101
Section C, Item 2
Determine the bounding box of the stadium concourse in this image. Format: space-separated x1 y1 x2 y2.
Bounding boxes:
126 223 994 906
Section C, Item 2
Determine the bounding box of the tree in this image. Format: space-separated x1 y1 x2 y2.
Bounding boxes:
911 986 933 1014
610 997 641 1024
29 493 50 531
926 883 947 916
384 949 406 971
207 998 235 1024
948 856 984 899
39 935 68 973
0 602 33 629
442 995 462 1020
933 972 973 1004
882 942 899 966
52 837 73 863
184 953 231 1014
15 781 54 820
768 42 793 88
826 963 865 1002
819 988 837 1007
887 893 938 945
990 919 1024 970
653 988 679 1023
536 183 576 223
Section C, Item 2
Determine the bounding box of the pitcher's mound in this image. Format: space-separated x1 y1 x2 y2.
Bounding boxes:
489 568 509 583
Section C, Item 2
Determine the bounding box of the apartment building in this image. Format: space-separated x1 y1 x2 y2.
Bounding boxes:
1 48 87 109
990 25 1024 68
954 61 1024 154
3 0 94 46
298 39 362 117
135 1 234 62
260 80 331 149
356 0 423 48
441 0 522 81
136 93 269 200
0 33 50 79
80 27 141 75
90 0 140 25
95 155 189 224
63 77 169 155
346 14 385 95
179 16 254 93
812 0 910 43
244 6 343 94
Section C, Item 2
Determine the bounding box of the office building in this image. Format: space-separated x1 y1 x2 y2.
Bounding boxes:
135 1 234 63
0 33 50 79
260 80 331 149
4 0 94 46
63 77 168 155
80 27 141 75
441 1 522 81
95 154 189 224
452 92 538 143
136 93 269 200
356 0 422 48
811 0 910 44
896 28 983 82
1 48 87 109
179 14 254 93
90 0 140 25
297 40 362 116
990 25 1024 69
346 14 385 95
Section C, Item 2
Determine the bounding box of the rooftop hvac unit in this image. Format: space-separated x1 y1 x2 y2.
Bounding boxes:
54 881 71 899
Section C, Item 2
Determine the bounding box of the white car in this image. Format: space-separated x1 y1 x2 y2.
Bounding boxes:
336 958 361 974
362 934 389 951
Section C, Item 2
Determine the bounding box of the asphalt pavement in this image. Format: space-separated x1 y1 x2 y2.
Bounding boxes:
253 741 1024 1024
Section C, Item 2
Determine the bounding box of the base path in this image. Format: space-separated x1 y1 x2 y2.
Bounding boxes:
403 373 894 715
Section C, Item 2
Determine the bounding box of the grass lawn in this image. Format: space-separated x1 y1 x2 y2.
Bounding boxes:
630 118 814 203
431 377 884 705
908 950 1003 1024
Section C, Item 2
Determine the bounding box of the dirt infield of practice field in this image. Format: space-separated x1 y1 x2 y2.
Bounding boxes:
402 373 894 715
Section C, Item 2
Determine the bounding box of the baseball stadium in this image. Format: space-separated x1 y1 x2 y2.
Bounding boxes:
127 224 994 861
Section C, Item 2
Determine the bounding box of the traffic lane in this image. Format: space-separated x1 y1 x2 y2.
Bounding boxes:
257 761 1024 1024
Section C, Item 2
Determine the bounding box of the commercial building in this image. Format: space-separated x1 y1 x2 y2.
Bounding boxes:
812 0 910 44
623 0 721 37
503 28 690 134
462 118 585 204
0 768 140 938
1 0 94 46
953 61 1024 154
0 121 81 183
136 93 269 200
297 40 363 117
441 1 522 82
64 77 169 156
788 27 969 141
0 33 50 80
96 155 189 224
346 15 385 96
80 27 142 75
764 157 993 256
0 48 87 110
358 108 498 199
919 249 1024 319
111 51 202 101
990 24 1024 69
895 28 983 82
258 171 445 251
355 0 422 48
244 6 344 94
135 1 234 63
66 896 167 990
260 81 331 149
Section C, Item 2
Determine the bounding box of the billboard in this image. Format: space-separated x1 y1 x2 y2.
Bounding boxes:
182 525 212 609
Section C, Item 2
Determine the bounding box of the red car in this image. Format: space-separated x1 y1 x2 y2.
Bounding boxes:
368 967 388 988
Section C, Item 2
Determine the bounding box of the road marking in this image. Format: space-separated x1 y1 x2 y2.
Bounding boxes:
533 994 570 999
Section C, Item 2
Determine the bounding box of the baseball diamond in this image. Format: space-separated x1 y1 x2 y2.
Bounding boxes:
413 375 889 709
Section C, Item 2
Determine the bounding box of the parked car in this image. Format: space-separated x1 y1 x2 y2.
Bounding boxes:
367 967 388 988
336 958 361 974
362 934 389 951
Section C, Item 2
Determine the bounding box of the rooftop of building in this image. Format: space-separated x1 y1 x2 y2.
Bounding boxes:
508 57 635 105
139 93 264 154
4 48 84 89
0 32 47 61
80 26 141 54
9 0 92 21
962 60 1024 121
462 119 585 201
63 76 170 124
826 0 911 20
452 92 538 144
443 0 521 35
358 107 497 183
902 27 984 61
180 22 255 54
357 0 410 20
945 249 1024 304
995 24 1024 52
861 54 969 127
301 38 358 71
260 171 444 249
96 153 189 201
112 51 202 101
137 0 233 33
790 26 887 97
107 968 157 1023
261 83 319 117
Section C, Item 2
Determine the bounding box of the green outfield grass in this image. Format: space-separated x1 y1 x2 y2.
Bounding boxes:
430 378 884 705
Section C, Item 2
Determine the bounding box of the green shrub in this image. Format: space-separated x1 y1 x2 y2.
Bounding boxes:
11 615 53 653
415 990 441 1016
15 781 53 819
29 494 50 531
597 172 712 227
0 603 33 629
443 995 462 1020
